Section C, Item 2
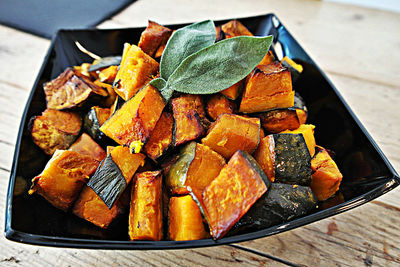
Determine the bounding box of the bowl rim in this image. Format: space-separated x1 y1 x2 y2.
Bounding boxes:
5 13 400 249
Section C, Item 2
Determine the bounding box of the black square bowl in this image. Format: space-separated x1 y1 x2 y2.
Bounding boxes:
5 14 400 249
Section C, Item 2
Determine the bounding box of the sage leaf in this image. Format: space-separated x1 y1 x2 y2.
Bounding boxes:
149 77 174 101
166 35 273 95
160 20 216 80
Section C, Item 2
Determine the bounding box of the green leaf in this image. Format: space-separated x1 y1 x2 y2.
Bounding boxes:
149 77 173 101
166 35 273 95
160 20 216 80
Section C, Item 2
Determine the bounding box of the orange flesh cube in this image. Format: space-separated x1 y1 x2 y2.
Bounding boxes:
68 133 106 162
29 150 99 211
169 195 210 241
221 20 253 38
185 144 226 192
129 171 163 241
239 62 294 113
143 112 173 161
206 94 236 120
220 80 243 100
100 84 165 150
201 114 260 159
110 146 146 184
282 124 316 157
203 151 267 239
253 135 275 182
73 185 129 229
311 149 343 201
113 44 159 100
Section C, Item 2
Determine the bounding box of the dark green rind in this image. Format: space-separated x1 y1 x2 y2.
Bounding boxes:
186 186 211 228
240 151 271 188
110 96 125 116
87 154 127 209
165 142 197 192
88 56 122 72
231 183 317 234
83 108 105 142
273 133 311 185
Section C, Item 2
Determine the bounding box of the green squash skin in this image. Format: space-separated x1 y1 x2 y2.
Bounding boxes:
165 142 197 193
273 133 311 185
230 183 317 234
84 108 103 141
87 154 127 209
88 56 122 72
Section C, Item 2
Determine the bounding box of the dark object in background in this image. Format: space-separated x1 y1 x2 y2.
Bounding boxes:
0 0 134 39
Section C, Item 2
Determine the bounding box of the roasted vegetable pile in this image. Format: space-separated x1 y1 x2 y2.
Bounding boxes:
28 19 343 241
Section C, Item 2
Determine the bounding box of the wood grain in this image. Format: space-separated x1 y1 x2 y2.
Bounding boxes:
0 0 399 266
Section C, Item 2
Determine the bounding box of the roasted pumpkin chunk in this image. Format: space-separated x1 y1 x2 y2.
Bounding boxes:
171 94 206 146
311 147 343 201
143 111 174 161
30 108 82 155
166 142 225 195
73 185 130 229
220 80 243 100
258 50 275 66
84 106 111 143
88 146 145 209
206 94 236 120
129 171 163 241
169 195 210 241
98 65 118 84
113 44 159 100
93 80 117 107
203 150 269 239
29 150 99 211
258 109 301 134
220 20 253 38
44 68 108 110
239 62 294 113
68 133 106 162
233 183 317 233
138 20 172 57
100 84 165 152
201 114 260 159
253 135 276 182
281 124 316 157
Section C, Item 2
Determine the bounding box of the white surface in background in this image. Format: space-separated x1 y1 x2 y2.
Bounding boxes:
326 0 400 13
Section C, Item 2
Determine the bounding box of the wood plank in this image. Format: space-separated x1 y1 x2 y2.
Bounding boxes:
101 0 400 87
236 200 400 266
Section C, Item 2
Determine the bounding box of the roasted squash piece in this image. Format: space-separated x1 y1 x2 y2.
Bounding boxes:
84 106 111 143
201 114 260 159
138 20 172 57
143 112 173 161
98 65 118 84
220 80 243 100
281 56 303 83
233 183 316 233
166 142 225 195
311 147 343 201
215 26 225 42
73 185 130 229
239 62 294 113
281 124 316 157
44 68 108 110
169 195 210 241
88 146 145 208
129 171 163 241
206 94 236 120
258 109 301 133
68 133 106 162
253 135 275 182
220 20 253 38
171 95 206 146
100 84 165 152
113 44 159 100
93 80 117 107
29 150 99 211
30 109 82 155
203 151 269 239
258 50 275 66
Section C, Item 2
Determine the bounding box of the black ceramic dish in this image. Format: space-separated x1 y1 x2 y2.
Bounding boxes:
5 14 400 249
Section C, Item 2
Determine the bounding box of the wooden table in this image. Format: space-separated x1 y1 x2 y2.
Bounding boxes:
1 0 399 266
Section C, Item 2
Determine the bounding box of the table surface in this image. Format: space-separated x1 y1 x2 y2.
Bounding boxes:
1 0 399 266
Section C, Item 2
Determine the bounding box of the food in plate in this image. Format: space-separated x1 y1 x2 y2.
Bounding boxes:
28 19 343 241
